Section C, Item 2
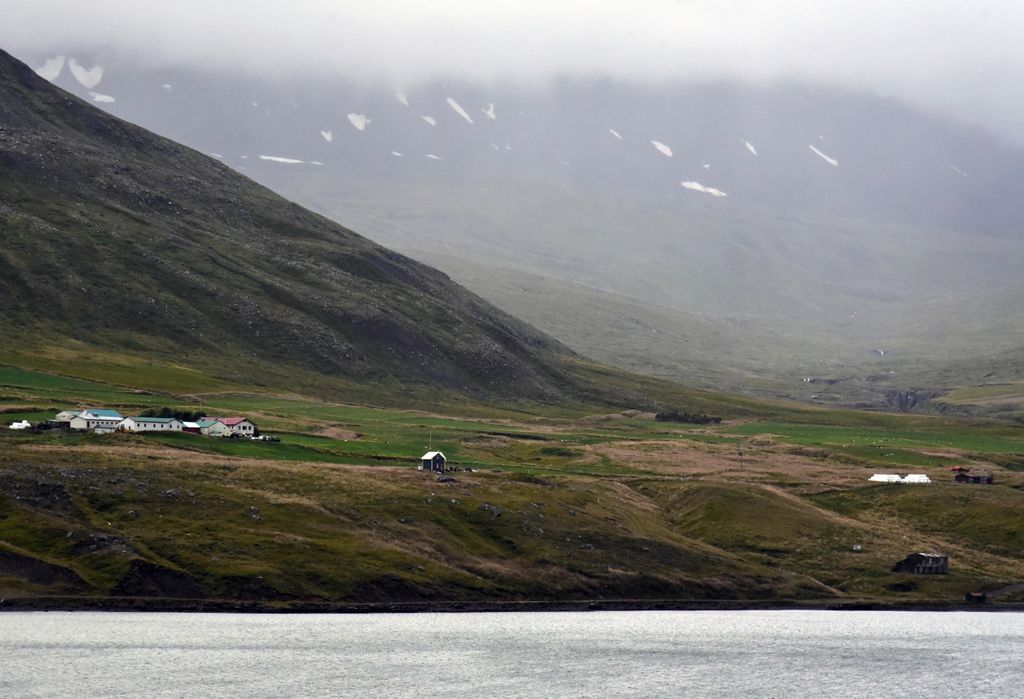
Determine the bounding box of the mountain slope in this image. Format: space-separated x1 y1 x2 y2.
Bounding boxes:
0 48 590 403
22 49 1024 412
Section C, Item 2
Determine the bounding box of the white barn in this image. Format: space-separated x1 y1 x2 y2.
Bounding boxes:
58 408 123 422
118 417 183 432
196 419 233 437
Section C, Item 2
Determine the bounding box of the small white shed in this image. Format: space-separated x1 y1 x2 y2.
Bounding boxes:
419 451 447 472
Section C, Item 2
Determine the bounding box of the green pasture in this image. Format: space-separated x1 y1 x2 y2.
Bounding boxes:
726 420 1024 455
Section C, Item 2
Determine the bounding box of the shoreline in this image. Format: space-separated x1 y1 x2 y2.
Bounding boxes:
3 596 1022 614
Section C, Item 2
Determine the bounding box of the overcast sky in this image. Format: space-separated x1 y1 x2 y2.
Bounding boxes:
3 1 1022 142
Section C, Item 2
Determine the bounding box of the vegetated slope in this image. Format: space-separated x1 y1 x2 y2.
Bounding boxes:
3 365 1024 609
0 49 589 404
0 442 830 608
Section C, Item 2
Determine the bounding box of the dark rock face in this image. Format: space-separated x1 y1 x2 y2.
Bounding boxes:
884 390 932 412
0 549 86 590
111 559 208 599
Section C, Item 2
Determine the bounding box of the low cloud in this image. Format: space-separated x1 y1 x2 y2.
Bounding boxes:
3 1 1022 142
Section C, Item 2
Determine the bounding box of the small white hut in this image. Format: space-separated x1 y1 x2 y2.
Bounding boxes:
419 451 447 472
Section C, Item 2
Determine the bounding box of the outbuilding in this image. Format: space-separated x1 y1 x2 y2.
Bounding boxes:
954 472 994 485
420 451 447 472
892 552 949 575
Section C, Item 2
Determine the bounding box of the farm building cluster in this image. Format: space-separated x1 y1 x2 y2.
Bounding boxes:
9 408 270 439
870 466 995 485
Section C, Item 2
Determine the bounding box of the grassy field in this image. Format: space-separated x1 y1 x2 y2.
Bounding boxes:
2 361 1023 610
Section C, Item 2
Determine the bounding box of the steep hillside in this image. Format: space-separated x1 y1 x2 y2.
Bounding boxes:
0 48 596 404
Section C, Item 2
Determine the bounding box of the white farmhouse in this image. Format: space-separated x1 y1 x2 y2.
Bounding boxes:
118 416 184 432
200 417 257 436
69 414 123 432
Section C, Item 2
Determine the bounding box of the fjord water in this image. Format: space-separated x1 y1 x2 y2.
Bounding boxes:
3 610 1021 697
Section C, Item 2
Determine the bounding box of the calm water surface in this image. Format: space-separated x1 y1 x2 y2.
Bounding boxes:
2 610 1021 697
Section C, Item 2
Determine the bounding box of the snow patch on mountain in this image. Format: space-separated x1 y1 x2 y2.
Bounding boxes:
681 181 727 197
702 163 712 170
35 55 65 81
609 128 623 140
210 153 223 159
744 140 758 156
950 164 968 177
89 92 115 103
259 155 304 164
68 59 103 88
808 144 839 166
161 83 172 91
390 151 404 157
482 103 496 120
425 154 443 160
395 89 409 106
347 114 370 131
446 97 474 124
651 141 673 157
320 130 333 142
422 115 437 126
